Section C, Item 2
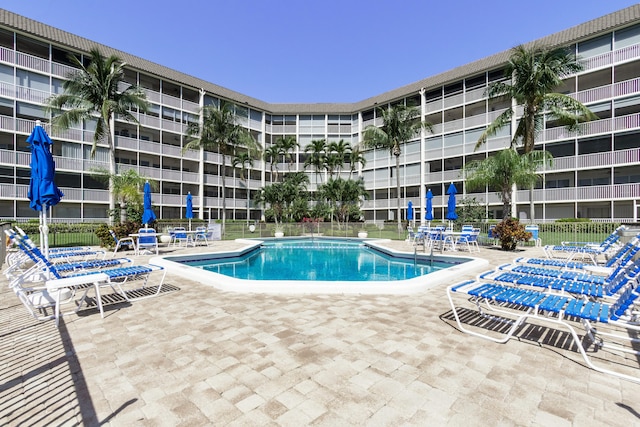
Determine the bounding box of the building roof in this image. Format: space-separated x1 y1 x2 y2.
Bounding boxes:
1 5 640 115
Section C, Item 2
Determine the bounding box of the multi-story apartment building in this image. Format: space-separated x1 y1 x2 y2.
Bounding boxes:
0 5 639 224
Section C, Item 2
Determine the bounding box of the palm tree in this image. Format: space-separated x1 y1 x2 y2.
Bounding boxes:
184 101 259 233
264 145 281 183
477 44 596 153
463 148 552 219
362 104 432 232
348 145 367 179
256 183 287 225
92 167 151 223
232 151 254 223
326 139 351 177
319 178 368 227
304 139 327 186
277 135 299 172
476 44 596 220
46 47 149 221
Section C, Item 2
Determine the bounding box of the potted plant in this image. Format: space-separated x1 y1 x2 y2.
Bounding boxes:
358 227 368 238
274 224 284 238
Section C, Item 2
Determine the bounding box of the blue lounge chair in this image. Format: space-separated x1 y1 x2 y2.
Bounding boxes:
517 235 640 272
478 258 640 299
6 229 165 305
542 225 627 264
446 277 640 384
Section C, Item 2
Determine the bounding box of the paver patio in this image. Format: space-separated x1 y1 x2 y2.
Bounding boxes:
1 239 639 426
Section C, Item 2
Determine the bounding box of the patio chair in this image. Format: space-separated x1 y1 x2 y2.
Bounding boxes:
109 230 136 256
172 227 194 247
456 228 480 253
136 228 159 255
194 226 210 246
446 277 640 384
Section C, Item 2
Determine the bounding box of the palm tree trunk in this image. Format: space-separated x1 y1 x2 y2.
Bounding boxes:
221 161 227 235
529 186 535 223
108 114 116 225
395 154 402 233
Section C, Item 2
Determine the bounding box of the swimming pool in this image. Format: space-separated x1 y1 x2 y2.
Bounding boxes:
152 237 489 294
187 239 452 281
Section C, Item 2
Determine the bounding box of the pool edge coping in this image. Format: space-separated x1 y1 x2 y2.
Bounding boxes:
150 238 489 295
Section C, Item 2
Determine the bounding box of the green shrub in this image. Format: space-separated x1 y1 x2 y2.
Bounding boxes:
556 218 591 223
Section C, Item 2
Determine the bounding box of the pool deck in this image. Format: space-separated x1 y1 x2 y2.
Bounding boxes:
2 239 639 426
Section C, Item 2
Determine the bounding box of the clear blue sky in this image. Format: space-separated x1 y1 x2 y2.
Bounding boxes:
2 1 639 103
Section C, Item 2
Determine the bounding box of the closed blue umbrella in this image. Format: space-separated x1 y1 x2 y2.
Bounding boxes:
27 121 63 258
185 192 193 230
407 201 413 222
425 189 434 225
142 181 156 227
446 182 458 221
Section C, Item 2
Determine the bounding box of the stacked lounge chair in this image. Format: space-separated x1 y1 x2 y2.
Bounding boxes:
446 251 640 383
542 225 627 264
5 227 166 326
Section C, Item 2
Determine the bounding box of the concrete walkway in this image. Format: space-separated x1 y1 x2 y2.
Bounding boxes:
1 239 639 426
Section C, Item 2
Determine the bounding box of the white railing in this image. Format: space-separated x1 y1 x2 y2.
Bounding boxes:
443 92 464 108
161 93 181 108
580 51 613 71
614 77 640 97
182 171 199 183
161 144 182 157
161 119 184 133
161 194 182 205
84 159 109 171
0 183 17 198
182 148 199 160
0 149 15 164
614 43 640 63
137 114 161 129
161 169 182 181
15 51 48 73
16 151 30 166
51 62 76 79
139 140 161 154
572 85 613 104
183 100 199 113
615 113 640 130
142 88 161 104
54 157 83 171
0 114 14 131
464 114 486 128
0 46 15 64
139 166 161 180
442 118 464 133
0 81 14 98
424 99 442 113
465 87 486 103
15 85 50 104
204 174 221 185
114 136 138 150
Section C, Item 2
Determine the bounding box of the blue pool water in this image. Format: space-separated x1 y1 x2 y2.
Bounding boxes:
184 239 458 281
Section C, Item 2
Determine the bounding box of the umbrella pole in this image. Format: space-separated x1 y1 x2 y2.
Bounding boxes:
38 210 44 256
